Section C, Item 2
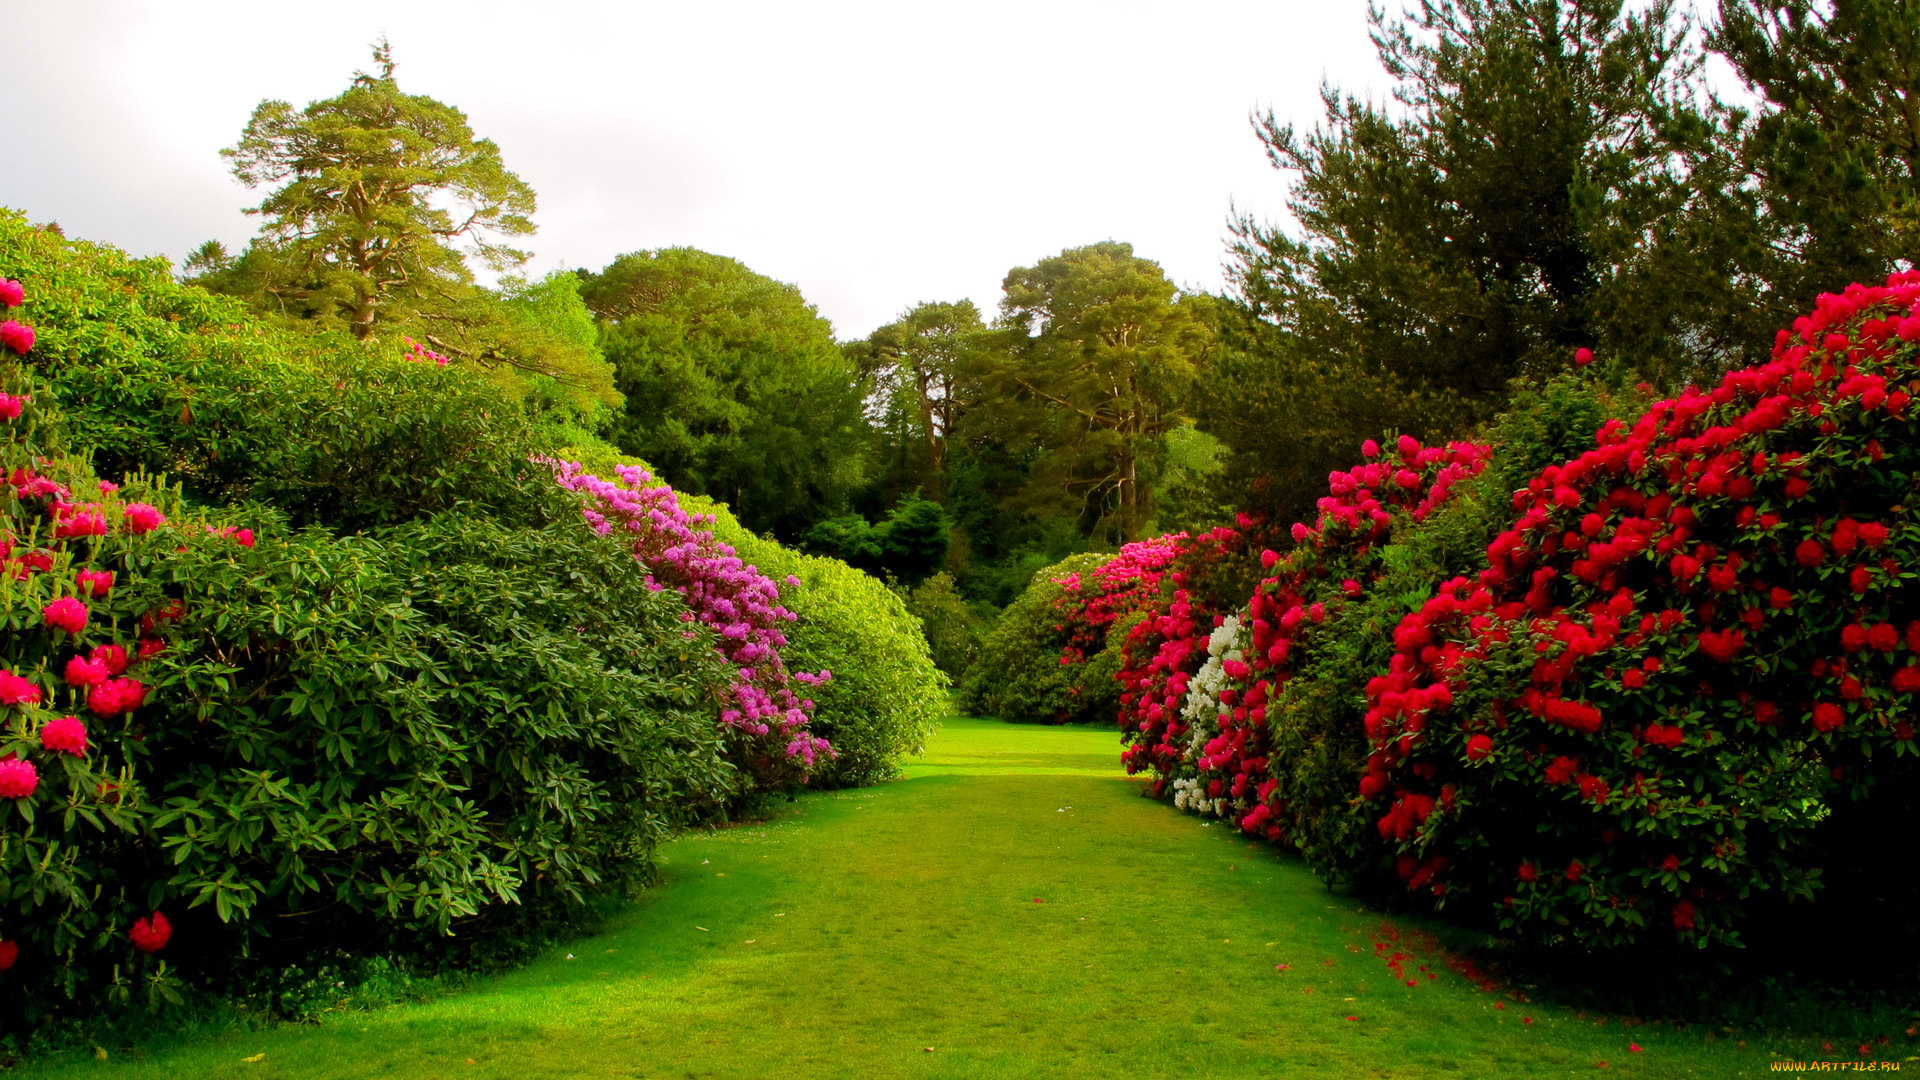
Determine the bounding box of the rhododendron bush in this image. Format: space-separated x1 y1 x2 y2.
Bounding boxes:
1119 438 1493 871
1076 276 1920 950
1360 275 1920 948
553 458 832 786
0 272 789 1025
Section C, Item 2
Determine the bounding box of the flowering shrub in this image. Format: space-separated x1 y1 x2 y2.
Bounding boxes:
1356 275 1920 947
552 459 831 784
0 269 777 1028
1119 437 1490 870
959 552 1110 723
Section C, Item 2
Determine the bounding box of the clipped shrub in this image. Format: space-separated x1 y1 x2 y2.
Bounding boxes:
1358 275 1920 947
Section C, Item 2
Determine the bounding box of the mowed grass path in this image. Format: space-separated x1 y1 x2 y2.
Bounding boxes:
30 717 1800 1079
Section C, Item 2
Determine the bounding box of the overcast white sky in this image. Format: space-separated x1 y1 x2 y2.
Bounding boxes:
1 0 1393 339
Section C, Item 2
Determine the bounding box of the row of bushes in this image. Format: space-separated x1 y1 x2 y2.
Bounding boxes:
991 275 1920 952
0 216 946 1033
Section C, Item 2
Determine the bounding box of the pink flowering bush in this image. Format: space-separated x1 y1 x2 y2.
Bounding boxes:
551 459 831 783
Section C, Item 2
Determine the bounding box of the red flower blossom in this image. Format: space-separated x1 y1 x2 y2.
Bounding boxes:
74 569 113 597
1795 539 1826 567
1465 733 1494 761
1574 347 1594 367
0 939 16 971
1671 900 1696 930
129 911 171 953
1812 702 1845 732
1518 861 1538 882
1544 756 1579 785
88 678 148 718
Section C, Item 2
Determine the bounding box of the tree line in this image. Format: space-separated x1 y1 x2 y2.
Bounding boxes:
182 1 1920 606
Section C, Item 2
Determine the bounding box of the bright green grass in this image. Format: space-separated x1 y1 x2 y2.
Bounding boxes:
26 717 1835 1078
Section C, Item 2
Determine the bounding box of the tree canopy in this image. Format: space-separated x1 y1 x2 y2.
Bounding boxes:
578 247 871 539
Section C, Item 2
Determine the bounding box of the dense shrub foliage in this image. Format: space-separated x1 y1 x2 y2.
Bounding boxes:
1002 274 1920 950
900 572 993 681
0 240 948 1031
1 211 554 531
958 553 1110 724
1358 276 1920 947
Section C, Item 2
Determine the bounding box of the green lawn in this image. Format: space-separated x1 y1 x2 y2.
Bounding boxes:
25 717 1843 1078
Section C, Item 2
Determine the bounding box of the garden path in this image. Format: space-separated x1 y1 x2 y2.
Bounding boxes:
30 717 1785 1079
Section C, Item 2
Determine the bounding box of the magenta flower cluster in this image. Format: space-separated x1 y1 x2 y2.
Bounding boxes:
550 460 833 769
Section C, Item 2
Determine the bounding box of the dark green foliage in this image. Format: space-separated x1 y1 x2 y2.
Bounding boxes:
579 248 870 539
2 209 567 532
901 572 995 680
958 553 1107 724
1217 0 1741 524
802 493 951 584
1711 0 1920 332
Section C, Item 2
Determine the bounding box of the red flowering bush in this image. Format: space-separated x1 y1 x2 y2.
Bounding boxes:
1119 437 1490 870
1357 274 1920 947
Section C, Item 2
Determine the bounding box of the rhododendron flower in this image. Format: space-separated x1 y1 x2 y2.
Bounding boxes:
1812 702 1845 732
0 670 39 706
43 597 88 634
88 677 146 717
40 716 86 756
63 656 108 687
1894 667 1920 693
0 279 23 308
1518 861 1538 882
129 911 171 953
1465 733 1494 761
75 569 113 597
90 643 128 675
0 939 16 972
0 393 25 421
121 502 166 534
0 320 33 355
0 756 37 799
1671 900 1696 930
1795 539 1825 566
137 638 166 661
1574 347 1594 366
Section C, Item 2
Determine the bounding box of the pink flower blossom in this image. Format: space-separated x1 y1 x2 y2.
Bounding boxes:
0 320 32 355
0 756 37 799
40 716 86 756
0 279 23 308
0 671 39 706
75 569 113 597
1574 347 1594 366
91 643 129 675
0 394 26 421
64 656 108 687
121 503 166 534
43 597 88 634
87 677 147 718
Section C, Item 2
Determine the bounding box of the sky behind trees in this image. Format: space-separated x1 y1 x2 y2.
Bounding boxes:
0 0 1387 337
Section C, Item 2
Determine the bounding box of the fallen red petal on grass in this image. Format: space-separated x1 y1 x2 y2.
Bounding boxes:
1496 1003 1506 1010
1031 898 1043 904
1346 1015 1359 1022
1629 1043 1642 1053
1407 979 1418 987
1523 1017 1534 1025
1275 963 1290 971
